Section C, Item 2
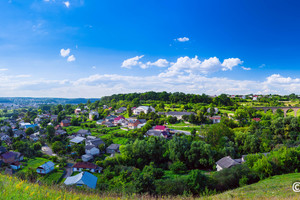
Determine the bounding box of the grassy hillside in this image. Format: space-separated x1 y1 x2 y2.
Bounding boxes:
204 173 300 200
1 173 300 199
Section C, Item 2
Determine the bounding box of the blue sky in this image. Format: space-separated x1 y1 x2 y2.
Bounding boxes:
0 0 300 97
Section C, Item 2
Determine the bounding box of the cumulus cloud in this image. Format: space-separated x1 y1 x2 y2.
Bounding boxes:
146 59 169 68
67 55 76 62
176 37 190 42
242 66 251 70
63 1 70 8
121 55 144 69
159 56 243 77
0 70 299 97
60 48 70 57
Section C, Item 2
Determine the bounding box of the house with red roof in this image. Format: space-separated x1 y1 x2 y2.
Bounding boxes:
209 116 221 124
252 118 261 122
73 162 103 173
114 115 125 125
154 125 167 131
128 119 141 129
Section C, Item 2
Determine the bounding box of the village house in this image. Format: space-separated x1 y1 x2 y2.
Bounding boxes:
86 137 105 149
77 129 91 137
154 125 168 132
165 111 196 120
106 144 121 154
146 130 165 137
81 154 93 162
0 151 23 164
70 136 85 145
85 145 100 156
105 115 117 122
36 161 55 174
73 162 103 173
209 116 221 124
55 129 67 136
64 171 98 189
133 106 155 115
10 161 22 170
103 121 115 127
115 107 127 114
215 156 241 171
61 119 71 127
89 111 99 120
114 115 125 125
128 119 141 129
74 108 82 114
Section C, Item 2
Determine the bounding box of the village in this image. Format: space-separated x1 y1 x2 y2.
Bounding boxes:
0 102 225 188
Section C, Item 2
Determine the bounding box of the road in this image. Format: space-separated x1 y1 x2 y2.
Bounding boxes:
41 145 56 156
64 163 73 178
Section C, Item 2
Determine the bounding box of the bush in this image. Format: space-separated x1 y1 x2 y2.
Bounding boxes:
155 177 189 195
212 164 258 191
170 161 187 174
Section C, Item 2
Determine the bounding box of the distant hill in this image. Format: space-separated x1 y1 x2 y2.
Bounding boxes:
0 97 99 105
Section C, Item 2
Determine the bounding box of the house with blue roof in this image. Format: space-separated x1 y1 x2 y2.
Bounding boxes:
36 161 55 174
64 171 98 189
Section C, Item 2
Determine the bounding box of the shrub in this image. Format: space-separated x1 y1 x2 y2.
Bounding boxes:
170 161 187 174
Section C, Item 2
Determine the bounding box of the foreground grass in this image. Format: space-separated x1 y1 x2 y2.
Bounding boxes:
203 173 300 200
0 173 190 200
1 172 300 199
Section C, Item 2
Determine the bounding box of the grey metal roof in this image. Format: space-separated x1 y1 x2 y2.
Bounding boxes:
87 138 105 146
70 136 85 144
216 156 240 169
146 130 163 137
107 144 120 150
166 111 196 116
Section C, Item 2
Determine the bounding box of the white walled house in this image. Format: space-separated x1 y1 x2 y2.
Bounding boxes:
73 162 103 173
133 106 155 115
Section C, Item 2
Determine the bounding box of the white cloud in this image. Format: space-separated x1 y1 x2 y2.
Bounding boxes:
67 55 76 62
0 70 299 97
63 1 70 8
121 55 144 69
259 64 266 68
0 68 8 71
242 66 251 70
176 37 190 42
159 56 243 77
221 58 243 71
265 74 300 84
146 59 169 67
60 48 70 57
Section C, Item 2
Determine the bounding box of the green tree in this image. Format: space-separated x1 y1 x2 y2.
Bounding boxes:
187 169 207 195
